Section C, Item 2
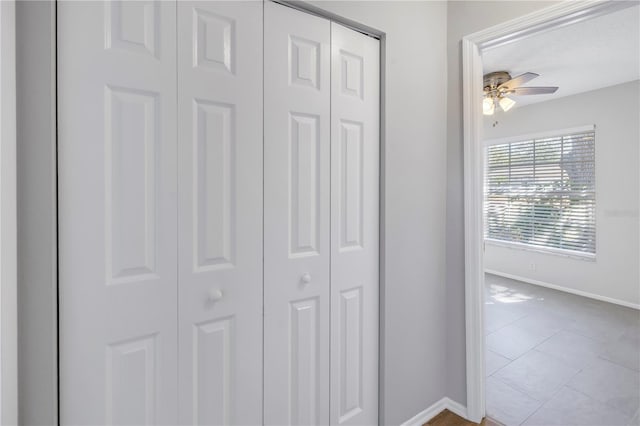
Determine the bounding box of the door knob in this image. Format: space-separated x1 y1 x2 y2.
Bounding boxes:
208 288 223 302
301 273 312 284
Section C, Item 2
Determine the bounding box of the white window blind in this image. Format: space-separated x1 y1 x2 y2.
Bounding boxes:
484 129 596 256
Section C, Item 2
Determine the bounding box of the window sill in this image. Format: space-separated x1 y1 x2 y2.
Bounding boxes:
485 239 596 262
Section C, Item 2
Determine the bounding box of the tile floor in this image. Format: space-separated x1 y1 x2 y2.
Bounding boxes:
484 273 640 426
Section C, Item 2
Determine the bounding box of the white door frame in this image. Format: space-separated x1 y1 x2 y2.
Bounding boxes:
461 0 639 422
0 0 18 424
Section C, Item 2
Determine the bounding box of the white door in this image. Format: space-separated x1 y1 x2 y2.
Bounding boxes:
330 23 380 426
264 3 331 425
58 1 178 424
177 2 263 425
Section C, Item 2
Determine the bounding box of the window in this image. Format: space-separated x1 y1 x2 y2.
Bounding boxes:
484 127 596 257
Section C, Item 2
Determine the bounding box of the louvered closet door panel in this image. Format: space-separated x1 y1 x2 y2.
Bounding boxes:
330 23 380 426
264 3 331 425
58 1 178 424
177 2 263 425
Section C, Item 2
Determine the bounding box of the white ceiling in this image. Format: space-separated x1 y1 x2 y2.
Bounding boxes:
482 4 640 108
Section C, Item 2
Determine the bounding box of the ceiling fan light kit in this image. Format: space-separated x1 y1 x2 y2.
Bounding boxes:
483 97 495 115
482 71 559 115
499 96 516 112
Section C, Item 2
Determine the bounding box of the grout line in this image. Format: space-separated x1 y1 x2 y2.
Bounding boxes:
596 351 640 373
564 385 635 423
485 375 543 426
484 310 531 336
487 325 562 365
515 386 565 426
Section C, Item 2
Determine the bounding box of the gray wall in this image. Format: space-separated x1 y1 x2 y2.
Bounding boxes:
484 81 640 306
445 0 560 406
306 2 449 424
16 2 57 425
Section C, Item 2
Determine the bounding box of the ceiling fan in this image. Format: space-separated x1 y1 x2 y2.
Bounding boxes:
483 71 558 115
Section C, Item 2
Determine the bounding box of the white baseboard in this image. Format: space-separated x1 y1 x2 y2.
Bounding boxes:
485 269 640 310
400 397 468 426
445 398 468 419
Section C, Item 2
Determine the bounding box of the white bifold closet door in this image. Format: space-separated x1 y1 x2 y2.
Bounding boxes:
330 23 379 426
58 1 263 424
58 2 178 424
264 3 380 426
177 2 263 426
59 1 376 425
264 3 331 425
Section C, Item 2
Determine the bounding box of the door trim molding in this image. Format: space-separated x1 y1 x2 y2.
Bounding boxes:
17 1 59 424
272 0 383 39
461 0 637 422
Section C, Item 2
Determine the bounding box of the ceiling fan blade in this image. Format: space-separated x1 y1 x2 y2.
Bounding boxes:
509 86 559 96
497 72 539 90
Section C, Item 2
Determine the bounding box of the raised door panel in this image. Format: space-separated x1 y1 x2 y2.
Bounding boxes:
330 22 380 426
105 1 159 57
106 336 157 425
192 7 235 73
290 113 321 257
105 87 159 283
193 99 235 271
338 288 363 421
193 318 233 425
339 120 364 252
58 1 177 423
290 298 320 425
177 2 263 425
264 3 331 425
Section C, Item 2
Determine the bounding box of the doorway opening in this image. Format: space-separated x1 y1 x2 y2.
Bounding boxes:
462 2 640 424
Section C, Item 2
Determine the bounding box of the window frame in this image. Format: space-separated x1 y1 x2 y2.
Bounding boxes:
483 124 597 261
